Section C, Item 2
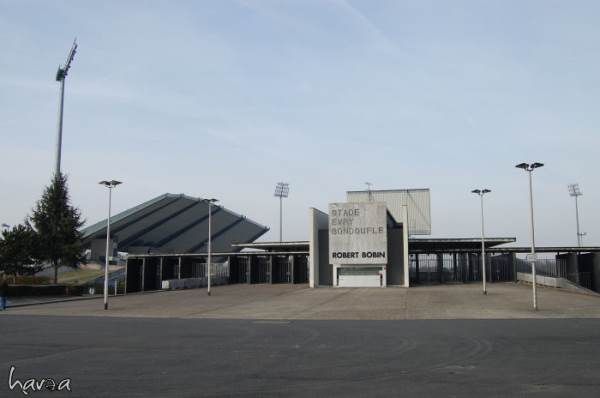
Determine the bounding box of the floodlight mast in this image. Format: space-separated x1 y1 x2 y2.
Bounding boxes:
568 184 585 247
274 182 289 242
54 39 78 177
515 162 544 310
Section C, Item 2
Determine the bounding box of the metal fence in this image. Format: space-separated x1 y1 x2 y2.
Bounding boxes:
164 262 229 290
515 258 566 278
409 253 515 284
514 257 593 290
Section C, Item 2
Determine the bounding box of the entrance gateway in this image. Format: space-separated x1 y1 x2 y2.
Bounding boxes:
329 202 388 287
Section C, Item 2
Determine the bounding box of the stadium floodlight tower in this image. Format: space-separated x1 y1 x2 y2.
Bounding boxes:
274 182 289 242
471 189 491 295
568 184 585 247
54 39 78 177
204 198 219 296
515 162 544 310
99 179 122 310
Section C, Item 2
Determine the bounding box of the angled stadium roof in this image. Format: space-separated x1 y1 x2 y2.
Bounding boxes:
82 193 269 254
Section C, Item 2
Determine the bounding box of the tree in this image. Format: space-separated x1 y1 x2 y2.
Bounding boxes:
0 223 40 278
29 173 85 284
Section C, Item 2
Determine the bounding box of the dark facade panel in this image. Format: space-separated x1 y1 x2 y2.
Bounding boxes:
131 201 210 248
112 198 194 243
196 221 269 254
387 227 404 285
118 200 202 247
158 210 239 253
318 229 332 286
83 195 176 240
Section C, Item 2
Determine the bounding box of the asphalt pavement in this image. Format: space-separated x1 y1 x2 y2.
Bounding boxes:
1 315 599 397
5 283 600 319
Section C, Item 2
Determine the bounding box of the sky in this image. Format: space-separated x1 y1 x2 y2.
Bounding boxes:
0 0 598 246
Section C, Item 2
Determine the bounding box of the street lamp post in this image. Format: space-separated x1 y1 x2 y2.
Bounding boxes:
274 183 289 242
54 40 78 176
472 189 491 295
99 180 122 310
516 162 544 310
205 198 218 296
568 184 585 247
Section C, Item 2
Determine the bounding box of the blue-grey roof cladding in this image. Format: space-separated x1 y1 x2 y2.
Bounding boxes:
81 194 269 254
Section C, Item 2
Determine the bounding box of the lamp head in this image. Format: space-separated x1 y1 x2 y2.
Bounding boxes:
99 180 122 188
471 189 481 195
515 163 530 170
568 183 582 197
274 182 289 198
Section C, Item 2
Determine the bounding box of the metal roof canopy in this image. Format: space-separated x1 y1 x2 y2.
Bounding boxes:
234 237 521 253
127 251 309 259
234 239 600 254
409 237 515 252
81 193 269 254
232 241 310 252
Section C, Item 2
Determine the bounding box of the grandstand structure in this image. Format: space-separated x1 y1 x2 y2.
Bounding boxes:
82 193 269 262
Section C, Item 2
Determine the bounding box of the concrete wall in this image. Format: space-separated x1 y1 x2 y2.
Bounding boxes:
517 272 568 288
593 253 600 292
308 208 329 287
318 230 333 286
309 205 409 288
387 227 404 285
517 272 598 295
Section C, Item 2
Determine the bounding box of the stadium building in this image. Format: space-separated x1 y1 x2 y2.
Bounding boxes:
84 189 600 293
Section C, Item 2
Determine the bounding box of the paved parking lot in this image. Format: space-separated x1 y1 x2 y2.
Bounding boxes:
1 316 600 397
3 282 600 320
3 285 600 397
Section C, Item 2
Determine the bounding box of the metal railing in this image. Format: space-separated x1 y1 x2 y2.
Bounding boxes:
515 258 566 279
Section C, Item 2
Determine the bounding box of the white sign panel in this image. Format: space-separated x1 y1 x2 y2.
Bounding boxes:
329 202 388 265
526 253 538 262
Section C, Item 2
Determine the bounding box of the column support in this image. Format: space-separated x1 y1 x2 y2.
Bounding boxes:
415 254 420 284
141 258 146 292
453 253 457 282
124 258 129 294
159 257 163 289
247 256 252 284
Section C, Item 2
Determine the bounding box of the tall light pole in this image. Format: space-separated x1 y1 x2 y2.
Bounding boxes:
472 189 491 295
274 183 289 242
205 198 218 296
516 162 544 310
54 39 78 177
99 180 122 310
568 184 585 247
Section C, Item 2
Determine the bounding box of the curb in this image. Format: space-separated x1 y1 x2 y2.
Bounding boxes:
5 289 169 309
